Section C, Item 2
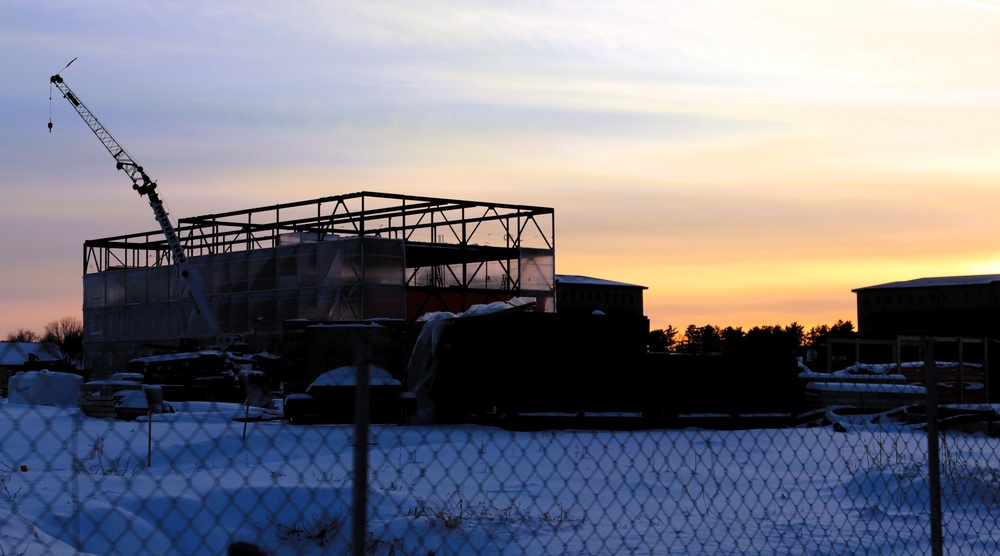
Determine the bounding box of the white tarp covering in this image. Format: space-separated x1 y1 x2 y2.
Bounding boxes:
8 370 82 407
405 296 536 423
239 370 275 408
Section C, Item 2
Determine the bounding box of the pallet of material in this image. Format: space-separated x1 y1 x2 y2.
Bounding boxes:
803 381 926 411
78 380 143 419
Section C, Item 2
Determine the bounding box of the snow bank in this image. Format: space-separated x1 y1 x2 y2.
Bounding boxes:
8 370 82 407
308 365 400 388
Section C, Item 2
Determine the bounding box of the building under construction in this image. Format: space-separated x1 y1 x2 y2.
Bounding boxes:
82 191 555 373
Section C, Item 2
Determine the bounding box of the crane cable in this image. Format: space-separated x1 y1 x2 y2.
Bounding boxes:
48 81 53 133
49 57 77 133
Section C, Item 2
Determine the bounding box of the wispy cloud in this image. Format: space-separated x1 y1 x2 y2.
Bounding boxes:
6 0 1000 334
944 0 1000 12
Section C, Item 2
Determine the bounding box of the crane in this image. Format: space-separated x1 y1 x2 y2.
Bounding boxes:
49 68 222 340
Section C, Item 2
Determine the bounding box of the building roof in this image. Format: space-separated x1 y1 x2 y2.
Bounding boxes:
853 274 1000 292
0 342 62 366
555 275 647 289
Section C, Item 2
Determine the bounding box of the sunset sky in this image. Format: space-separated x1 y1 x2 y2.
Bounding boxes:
4 0 1000 338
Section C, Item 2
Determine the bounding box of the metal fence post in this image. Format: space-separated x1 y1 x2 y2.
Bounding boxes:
351 338 371 556
73 400 83 553
924 337 943 556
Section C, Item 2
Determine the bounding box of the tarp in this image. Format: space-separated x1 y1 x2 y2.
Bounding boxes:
405 296 536 424
239 370 275 408
8 370 82 407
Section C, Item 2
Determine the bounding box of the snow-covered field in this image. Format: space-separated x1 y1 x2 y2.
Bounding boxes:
3 399 1000 555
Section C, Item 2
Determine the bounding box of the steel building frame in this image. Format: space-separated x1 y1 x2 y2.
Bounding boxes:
84 191 556 292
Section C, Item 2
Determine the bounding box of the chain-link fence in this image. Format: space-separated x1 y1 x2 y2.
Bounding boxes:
2 338 1000 555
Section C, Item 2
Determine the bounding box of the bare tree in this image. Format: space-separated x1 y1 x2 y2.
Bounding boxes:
42 316 84 366
5 328 40 343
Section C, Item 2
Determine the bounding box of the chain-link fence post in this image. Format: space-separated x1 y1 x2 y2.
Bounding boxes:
923 336 943 556
72 400 83 553
351 339 371 556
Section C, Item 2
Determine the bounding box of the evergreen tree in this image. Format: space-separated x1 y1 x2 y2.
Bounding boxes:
647 326 678 352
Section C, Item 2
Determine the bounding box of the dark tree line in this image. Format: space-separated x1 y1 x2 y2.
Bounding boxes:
4 316 84 367
647 320 855 355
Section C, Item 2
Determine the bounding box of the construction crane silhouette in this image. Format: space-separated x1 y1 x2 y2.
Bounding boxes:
50 62 222 340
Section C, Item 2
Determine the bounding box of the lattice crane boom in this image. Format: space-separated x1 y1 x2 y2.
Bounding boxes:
50 72 222 339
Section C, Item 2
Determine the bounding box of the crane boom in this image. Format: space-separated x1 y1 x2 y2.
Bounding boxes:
50 73 222 339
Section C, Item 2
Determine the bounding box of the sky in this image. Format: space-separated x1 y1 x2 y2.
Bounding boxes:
4 0 1000 337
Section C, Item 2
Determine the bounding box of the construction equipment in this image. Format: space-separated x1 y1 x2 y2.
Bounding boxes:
50 67 222 340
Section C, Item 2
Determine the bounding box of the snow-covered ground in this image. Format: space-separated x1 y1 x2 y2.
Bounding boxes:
3 398 1000 555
